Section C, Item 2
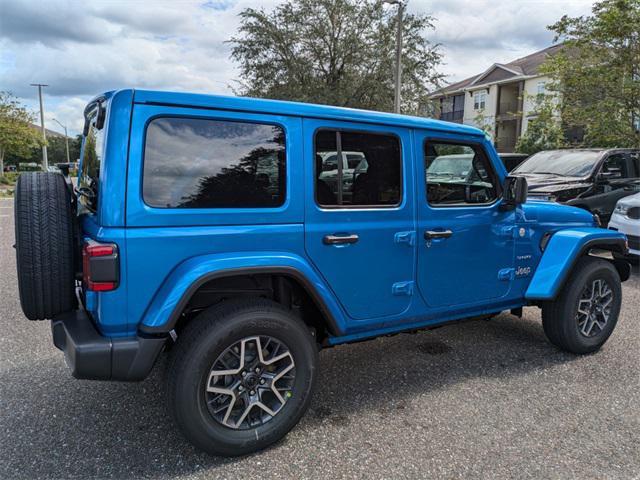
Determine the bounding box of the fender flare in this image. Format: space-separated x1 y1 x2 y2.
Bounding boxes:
525 228 628 301
137 252 346 336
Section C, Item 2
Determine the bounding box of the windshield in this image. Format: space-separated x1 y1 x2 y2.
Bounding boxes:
427 154 474 177
513 150 601 177
78 104 105 211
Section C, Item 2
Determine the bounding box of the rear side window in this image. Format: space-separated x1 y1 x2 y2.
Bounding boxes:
424 142 499 206
143 117 286 208
314 130 401 207
78 107 105 211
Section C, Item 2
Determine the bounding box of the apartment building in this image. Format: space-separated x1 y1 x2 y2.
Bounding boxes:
430 45 563 152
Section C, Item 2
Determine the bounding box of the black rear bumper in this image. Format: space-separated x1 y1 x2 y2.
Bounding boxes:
51 310 166 381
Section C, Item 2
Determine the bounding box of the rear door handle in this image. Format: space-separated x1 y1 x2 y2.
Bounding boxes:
424 230 453 240
323 234 359 245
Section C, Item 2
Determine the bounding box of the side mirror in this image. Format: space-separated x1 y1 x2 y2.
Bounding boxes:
599 169 621 181
56 163 70 177
502 175 527 209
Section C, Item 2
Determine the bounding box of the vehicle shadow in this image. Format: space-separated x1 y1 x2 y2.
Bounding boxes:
0 311 578 479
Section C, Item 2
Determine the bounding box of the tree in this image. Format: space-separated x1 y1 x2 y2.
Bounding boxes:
473 109 494 137
542 0 640 148
229 0 444 115
0 92 43 175
516 96 566 154
47 135 81 164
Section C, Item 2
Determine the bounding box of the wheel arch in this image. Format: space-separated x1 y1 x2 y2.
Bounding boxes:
138 253 346 339
526 228 629 301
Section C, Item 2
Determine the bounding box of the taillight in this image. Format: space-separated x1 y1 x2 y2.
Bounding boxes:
82 240 119 292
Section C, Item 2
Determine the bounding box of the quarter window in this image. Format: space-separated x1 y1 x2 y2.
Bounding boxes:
314 130 401 207
143 117 286 208
425 142 499 206
78 106 105 212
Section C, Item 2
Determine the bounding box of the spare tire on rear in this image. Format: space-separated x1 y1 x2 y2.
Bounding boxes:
14 172 76 320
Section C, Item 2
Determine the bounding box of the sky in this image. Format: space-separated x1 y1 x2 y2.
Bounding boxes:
0 0 595 136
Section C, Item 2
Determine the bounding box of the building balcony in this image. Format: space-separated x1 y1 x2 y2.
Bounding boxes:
439 110 464 123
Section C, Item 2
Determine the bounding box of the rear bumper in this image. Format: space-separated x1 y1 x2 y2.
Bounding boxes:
51 310 166 381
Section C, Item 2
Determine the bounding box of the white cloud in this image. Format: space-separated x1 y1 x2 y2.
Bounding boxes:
0 0 594 135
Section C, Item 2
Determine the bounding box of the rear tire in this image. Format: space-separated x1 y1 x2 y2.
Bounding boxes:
14 172 76 320
167 299 318 456
542 256 621 354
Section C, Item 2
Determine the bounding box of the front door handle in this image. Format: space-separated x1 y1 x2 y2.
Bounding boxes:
424 230 453 240
323 234 359 245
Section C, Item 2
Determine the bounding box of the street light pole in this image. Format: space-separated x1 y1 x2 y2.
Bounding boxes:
52 119 70 163
384 0 404 114
30 83 49 170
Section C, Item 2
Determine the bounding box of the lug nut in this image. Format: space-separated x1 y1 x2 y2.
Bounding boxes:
241 371 247 377
260 379 265 385
238 386 244 391
250 390 255 396
255 367 260 373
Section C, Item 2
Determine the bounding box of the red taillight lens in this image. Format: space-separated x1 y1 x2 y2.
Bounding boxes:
82 241 119 292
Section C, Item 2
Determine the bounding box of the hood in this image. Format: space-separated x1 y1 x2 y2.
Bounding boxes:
520 173 592 194
616 191 640 207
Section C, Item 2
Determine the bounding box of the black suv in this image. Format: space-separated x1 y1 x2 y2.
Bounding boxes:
513 149 640 222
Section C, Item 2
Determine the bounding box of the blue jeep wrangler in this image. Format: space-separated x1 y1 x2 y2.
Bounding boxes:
14 90 630 456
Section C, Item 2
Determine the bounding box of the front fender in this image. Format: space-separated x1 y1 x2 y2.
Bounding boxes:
525 228 627 300
138 252 347 335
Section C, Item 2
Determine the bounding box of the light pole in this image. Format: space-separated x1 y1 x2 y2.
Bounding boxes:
30 83 49 170
384 0 404 114
52 118 70 163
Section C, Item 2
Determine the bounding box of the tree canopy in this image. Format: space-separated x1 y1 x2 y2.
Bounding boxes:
229 0 443 115
542 0 640 148
516 96 566 155
0 92 43 175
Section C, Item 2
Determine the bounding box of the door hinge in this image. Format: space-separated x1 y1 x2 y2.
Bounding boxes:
394 231 416 247
498 268 515 281
392 281 414 296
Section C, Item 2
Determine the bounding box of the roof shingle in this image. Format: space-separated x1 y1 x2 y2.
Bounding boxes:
431 44 564 97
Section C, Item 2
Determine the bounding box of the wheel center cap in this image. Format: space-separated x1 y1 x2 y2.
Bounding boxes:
243 373 259 389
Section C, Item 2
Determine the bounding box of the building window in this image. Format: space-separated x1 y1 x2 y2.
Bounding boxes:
143 117 286 208
441 97 454 114
473 91 487 110
315 130 401 207
536 81 546 96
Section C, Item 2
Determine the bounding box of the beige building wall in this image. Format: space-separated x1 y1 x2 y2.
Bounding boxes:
463 84 498 138
521 75 552 134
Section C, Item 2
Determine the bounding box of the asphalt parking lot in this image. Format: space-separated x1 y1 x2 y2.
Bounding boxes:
0 196 638 480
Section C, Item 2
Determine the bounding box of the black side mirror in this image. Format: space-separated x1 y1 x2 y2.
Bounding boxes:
56 163 70 177
502 175 527 210
599 169 621 181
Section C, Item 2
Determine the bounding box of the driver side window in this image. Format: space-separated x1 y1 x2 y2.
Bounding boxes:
424 141 499 206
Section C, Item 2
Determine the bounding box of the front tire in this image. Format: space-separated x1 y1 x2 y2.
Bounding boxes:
542 256 622 354
167 299 318 456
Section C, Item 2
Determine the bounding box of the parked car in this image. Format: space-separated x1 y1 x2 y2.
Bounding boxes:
4 165 17 172
608 192 640 263
512 149 640 223
317 150 368 202
14 90 631 457
498 153 529 172
425 153 495 203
